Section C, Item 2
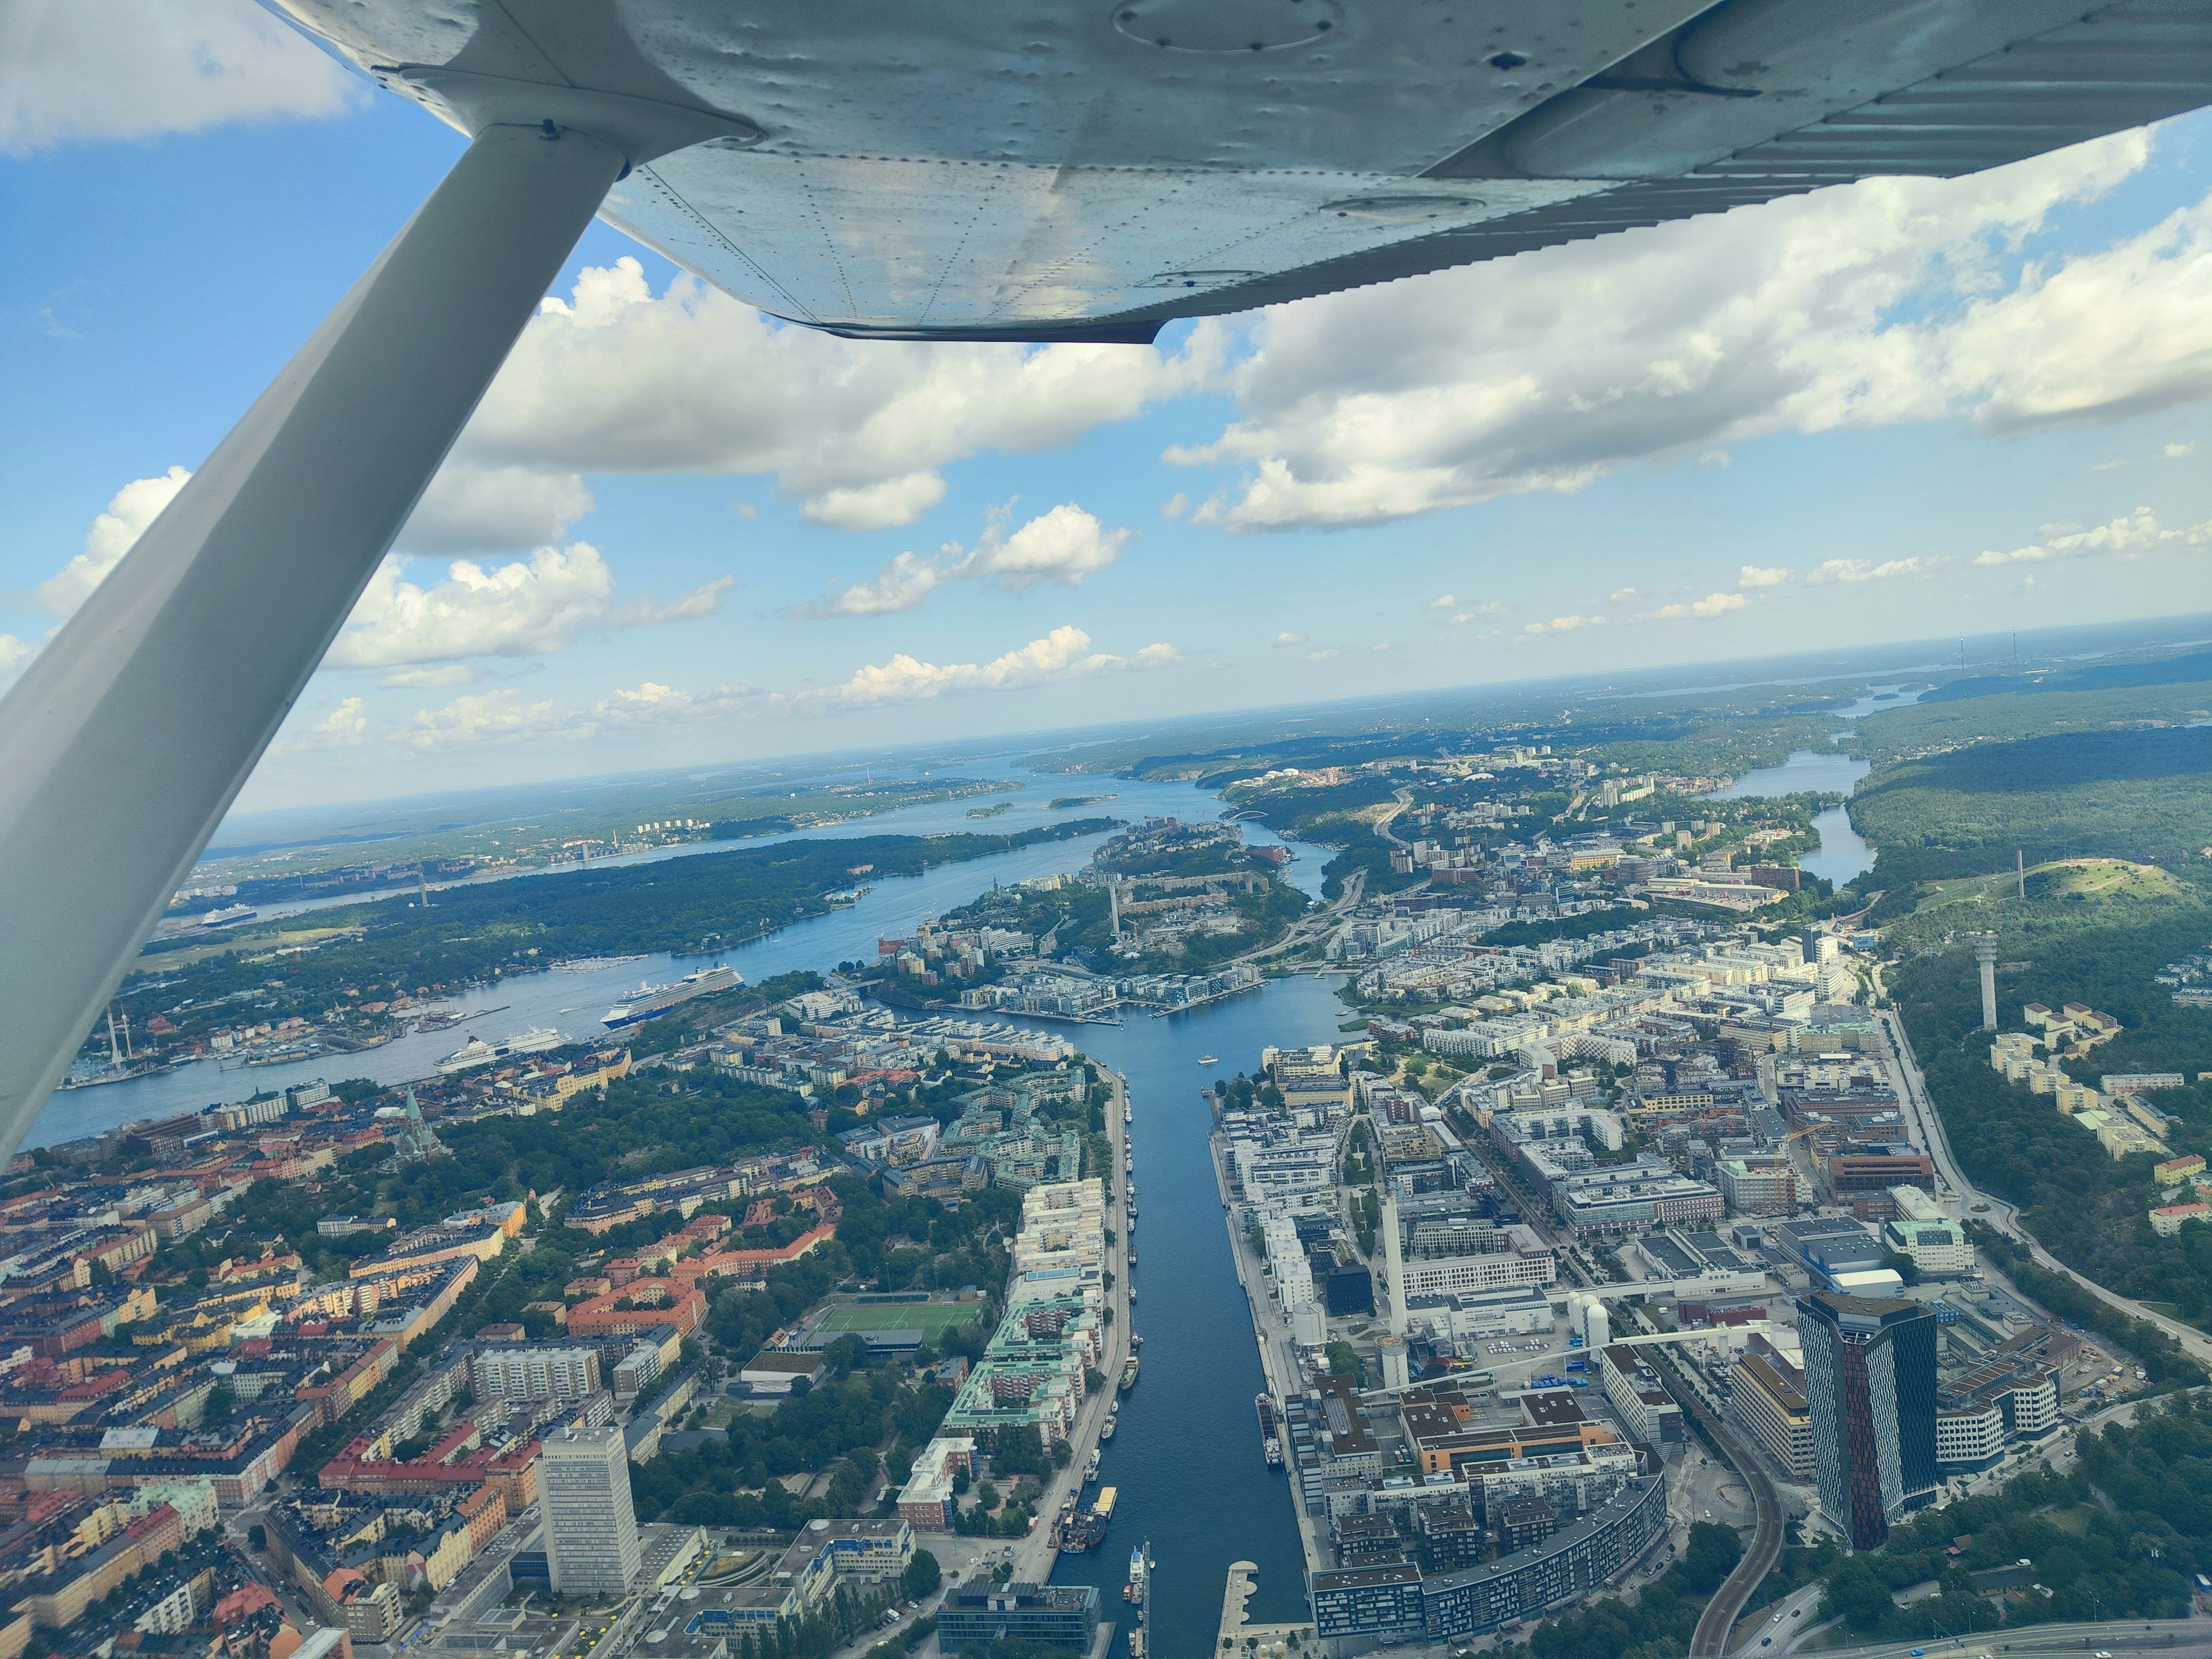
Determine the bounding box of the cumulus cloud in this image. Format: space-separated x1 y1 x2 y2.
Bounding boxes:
1166 132 2180 531
1448 601 1506 624
1973 505 2212 566
1425 594 1457 611
398 464 595 555
1306 647 1342 661
325 544 729 677
1804 556 1946 585
800 473 949 533
1521 615 1604 636
1 0 364 156
1274 632 1306 647
1738 564 1796 589
1609 587 1640 604
452 257 1213 531
0 634 32 677
2165 441 2199 459
395 690 567 751
1633 591 1748 622
802 626 1173 709
794 502 1131 618
1161 493 1191 521
36 466 191 615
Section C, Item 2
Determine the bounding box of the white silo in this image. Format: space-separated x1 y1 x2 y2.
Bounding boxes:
1584 1299 1610 1351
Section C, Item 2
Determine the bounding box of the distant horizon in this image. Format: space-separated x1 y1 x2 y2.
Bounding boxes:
198 608 2212 853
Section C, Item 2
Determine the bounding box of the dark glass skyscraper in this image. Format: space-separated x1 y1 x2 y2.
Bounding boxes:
1796 1292 1937 1550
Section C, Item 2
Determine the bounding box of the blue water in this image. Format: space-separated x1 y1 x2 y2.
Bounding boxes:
1707 749 1876 887
1005 975 1350 1657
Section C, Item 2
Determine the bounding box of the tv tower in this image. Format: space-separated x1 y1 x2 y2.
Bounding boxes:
1974 933 1999 1032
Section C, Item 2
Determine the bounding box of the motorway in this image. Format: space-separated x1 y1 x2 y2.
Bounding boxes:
1875 1009 2212 1370
1807 1618 2211 1659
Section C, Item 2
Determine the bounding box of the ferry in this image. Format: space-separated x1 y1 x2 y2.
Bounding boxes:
1198 1054 1218 1066
1120 1356 1140 1391
602 965 743 1028
437 1027 563 1073
1257 1393 1285 1469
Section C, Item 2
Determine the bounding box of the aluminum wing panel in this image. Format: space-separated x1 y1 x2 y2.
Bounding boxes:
270 0 2212 338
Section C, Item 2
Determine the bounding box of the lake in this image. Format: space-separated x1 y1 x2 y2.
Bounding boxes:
1706 748 1876 888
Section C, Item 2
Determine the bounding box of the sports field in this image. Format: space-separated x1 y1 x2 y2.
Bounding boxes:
813 1301 976 1336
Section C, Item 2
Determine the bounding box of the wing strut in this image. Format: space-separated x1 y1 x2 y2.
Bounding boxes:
0 122 627 1164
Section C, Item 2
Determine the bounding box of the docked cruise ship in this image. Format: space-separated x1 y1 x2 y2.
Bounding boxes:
601 965 742 1029
436 1027 563 1073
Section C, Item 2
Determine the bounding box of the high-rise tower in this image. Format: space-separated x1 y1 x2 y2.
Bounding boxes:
1797 1293 1938 1550
539 1425 642 1596
1974 933 1999 1032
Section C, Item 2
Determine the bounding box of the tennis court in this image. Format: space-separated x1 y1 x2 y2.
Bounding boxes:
812 1301 978 1337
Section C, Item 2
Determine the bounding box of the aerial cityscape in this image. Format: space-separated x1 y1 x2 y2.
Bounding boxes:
9 6 2212 1659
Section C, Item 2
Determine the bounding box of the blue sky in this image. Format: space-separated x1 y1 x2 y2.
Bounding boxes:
6 3 2212 808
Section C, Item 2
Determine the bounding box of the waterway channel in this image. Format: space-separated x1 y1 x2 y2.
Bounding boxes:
1707 747 1875 888
1003 975 1353 1656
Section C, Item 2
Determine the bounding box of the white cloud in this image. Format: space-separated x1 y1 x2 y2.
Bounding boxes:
1134 643 1182 667
1168 132 2171 531
2165 441 2199 458
306 698 365 747
1306 647 1342 661
966 503 1131 591
1425 593 1456 611
594 680 757 725
794 551 949 619
379 665 480 690
37 466 191 615
1633 590 1748 622
1804 556 1946 585
800 473 949 533
0 0 364 156
1274 631 1306 647
1608 586 1640 604
1521 615 1604 636
1973 505 2212 566
1700 449 1733 468
455 257 1213 531
1737 564 1795 589
794 503 1131 618
1449 601 1506 624
1161 493 1191 521
396 690 567 751
325 544 729 675
399 464 595 554
2092 458 2131 471
802 626 1171 709
0 634 31 677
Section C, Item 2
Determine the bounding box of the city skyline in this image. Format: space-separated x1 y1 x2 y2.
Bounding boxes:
6 4 2212 810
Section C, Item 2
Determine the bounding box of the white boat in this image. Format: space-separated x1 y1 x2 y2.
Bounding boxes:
1199 1055 1218 1065
603 965 742 1028
199 904 257 929
437 1026 563 1073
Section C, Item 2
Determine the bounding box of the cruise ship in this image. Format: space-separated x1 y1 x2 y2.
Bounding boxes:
601 965 742 1029
437 1027 564 1073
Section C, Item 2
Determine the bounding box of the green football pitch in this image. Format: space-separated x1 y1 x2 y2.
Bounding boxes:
813 1302 976 1335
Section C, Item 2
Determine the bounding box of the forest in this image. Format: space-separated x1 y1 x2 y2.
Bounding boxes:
1892 923 2212 1344
1849 727 2212 887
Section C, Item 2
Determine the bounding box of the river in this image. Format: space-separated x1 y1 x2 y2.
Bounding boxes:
1692 682 1926 889
36 768 1320 1149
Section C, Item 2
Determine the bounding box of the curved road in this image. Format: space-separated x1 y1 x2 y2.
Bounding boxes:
1652 1350 1785 1659
1876 1008 2212 1370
